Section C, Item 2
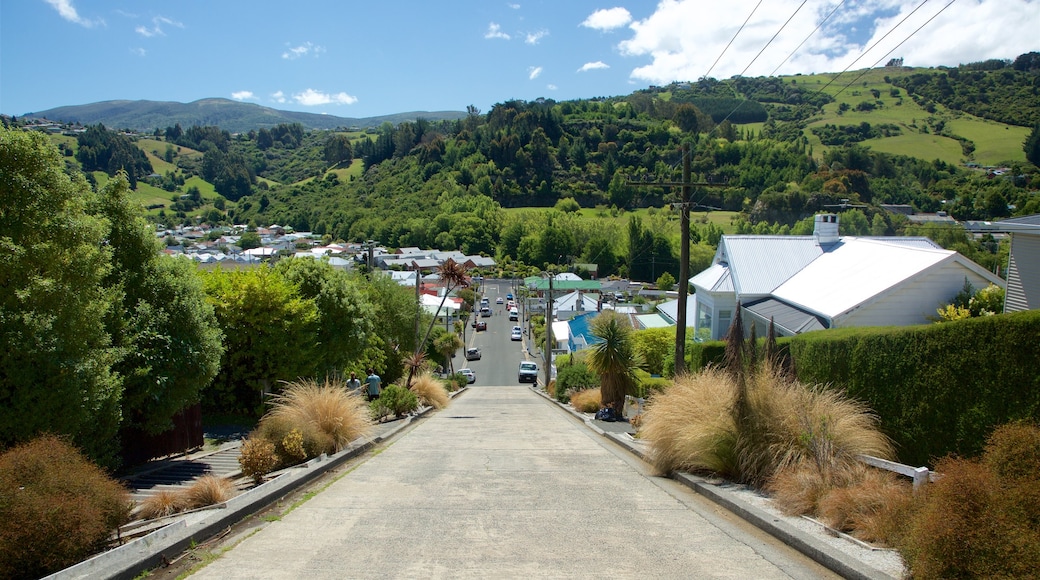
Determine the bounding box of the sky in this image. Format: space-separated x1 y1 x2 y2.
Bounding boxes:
2 0 1037 119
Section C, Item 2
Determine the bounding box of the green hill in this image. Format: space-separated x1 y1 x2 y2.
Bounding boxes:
23 98 466 134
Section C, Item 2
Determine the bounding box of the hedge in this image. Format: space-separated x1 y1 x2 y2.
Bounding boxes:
789 310 1040 467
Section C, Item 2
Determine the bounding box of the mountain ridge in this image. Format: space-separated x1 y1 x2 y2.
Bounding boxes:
21 98 467 133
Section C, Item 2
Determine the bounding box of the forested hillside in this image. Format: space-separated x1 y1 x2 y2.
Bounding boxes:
8 56 1039 284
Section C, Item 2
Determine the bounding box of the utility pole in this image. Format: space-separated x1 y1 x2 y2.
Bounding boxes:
414 262 422 352
628 143 726 376
544 274 553 389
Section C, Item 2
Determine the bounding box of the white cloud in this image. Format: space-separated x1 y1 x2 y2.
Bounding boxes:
509 3 521 9
293 88 358 106
578 61 610 72
581 7 632 31
135 15 183 38
272 91 287 104
485 22 511 40
547 84 558 91
282 41 325 60
231 91 256 101
616 0 1040 86
526 30 548 45
528 66 543 80
44 0 103 27
131 47 147 57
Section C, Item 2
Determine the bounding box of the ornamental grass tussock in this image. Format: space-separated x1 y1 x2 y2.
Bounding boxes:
410 372 450 410
182 475 236 509
137 490 188 520
569 388 602 413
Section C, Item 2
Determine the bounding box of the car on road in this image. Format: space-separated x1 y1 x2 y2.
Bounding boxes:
475 321 487 332
509 307 519 321
459 368 476 383
480 307 492 317
507 293 513 300
518 361 538 383
496 297 504 304
510 326 522 341
465 347 481 361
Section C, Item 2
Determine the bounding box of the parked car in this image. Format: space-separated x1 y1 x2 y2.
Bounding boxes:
518 361 538 383
511 326 522 341
465 347 481 361
509 307 519 321
476 321 487 332
507 293 514 300
459 368 476 384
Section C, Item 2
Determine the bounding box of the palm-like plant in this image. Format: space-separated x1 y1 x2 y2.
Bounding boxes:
587 310 641 412
411 259 470 384
433 332 464 375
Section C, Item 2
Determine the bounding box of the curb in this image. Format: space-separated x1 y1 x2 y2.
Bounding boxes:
530 385 898 580
45 391 463 580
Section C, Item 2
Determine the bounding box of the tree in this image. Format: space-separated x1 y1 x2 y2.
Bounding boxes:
0 127 122 465
674 103 701 133
90 175 223 436
433 331 463 375
656 271 676 292
1025 123 1040 167
202 268 318 416
324 134 354 166
587 310 640 412
411 259 470 385
274 258 372 377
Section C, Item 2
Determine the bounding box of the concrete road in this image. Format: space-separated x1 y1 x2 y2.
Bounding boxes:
189 386 839 579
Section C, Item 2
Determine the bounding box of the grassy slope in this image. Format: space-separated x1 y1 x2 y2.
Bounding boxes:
783 68 1027 166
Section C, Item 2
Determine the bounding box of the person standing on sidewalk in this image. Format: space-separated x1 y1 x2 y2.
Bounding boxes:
365 368 382 402
346 372 362 396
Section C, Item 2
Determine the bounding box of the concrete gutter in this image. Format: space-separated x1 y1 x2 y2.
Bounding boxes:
530 386 898 580
45 390 465 580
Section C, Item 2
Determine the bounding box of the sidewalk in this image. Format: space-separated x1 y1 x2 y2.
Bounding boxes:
188 386 842 579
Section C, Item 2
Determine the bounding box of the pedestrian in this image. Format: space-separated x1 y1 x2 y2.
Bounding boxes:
346 372 362 395
365 368 382 402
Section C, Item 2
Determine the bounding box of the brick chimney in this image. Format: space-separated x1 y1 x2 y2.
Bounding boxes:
814 213 839 245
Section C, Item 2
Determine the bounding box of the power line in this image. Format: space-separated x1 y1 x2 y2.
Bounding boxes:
766 0 847 77
735 0 810 79
703 0 765 80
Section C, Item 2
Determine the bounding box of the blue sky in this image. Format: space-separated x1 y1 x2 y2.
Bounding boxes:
2 0 1037 119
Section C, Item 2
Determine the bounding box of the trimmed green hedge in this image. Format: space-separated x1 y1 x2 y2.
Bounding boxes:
790 311 1040 467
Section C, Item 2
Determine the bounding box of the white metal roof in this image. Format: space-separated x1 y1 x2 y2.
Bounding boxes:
690 263 732 293
719 236 823 296
771 238 954 318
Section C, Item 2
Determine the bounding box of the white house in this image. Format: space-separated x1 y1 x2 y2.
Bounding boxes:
691 214 1006 340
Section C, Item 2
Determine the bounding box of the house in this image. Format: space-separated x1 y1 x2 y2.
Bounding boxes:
970 214 1040 312
690 213 1005 340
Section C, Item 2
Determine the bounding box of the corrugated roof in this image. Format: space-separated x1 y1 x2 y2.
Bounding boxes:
636 313 673 329
657 295 697 324
690 263 732 293
720 236 823 296
772 238 952 318
744 298 828 334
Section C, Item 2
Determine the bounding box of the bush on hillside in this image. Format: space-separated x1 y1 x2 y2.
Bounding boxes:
569 389 602 413
410 372 450 409
554 361 598 403
0 435 133 579
372 384 418 419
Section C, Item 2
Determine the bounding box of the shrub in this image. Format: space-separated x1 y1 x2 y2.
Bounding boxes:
375 384 418 418
137 491 187 520
814 467 911 545
238 436 278 484
898 422 1040 578
255 414 329 467
266 377 373 455
410 372 450 409
181 475 236 509
0 435 133 579
555 361 597 403
569 389 602 413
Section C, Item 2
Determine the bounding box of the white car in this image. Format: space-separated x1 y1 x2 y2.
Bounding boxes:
459 368 476 384
510 326 522 341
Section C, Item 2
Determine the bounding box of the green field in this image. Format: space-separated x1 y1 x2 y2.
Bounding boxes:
503 206 740 236
783 68 1028 167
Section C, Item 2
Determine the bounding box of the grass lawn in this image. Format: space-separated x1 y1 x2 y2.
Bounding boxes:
945 117 1029 165
502 206 741 238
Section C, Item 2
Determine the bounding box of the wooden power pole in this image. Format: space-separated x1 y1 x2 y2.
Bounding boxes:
629 143 726 376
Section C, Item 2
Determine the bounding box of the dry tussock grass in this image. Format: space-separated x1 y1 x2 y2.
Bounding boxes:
137 491 187 520
569 389 602 413
267 378 373 454
816 468 912 545
182 475 236 509
410 372 450 409
640 366 738 477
